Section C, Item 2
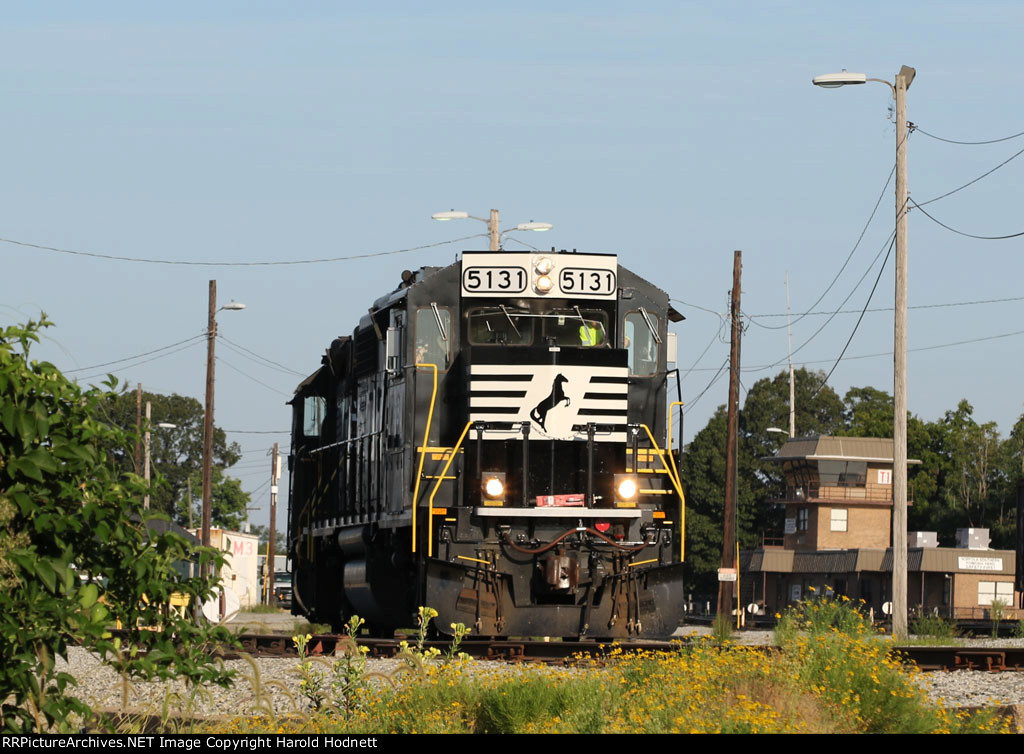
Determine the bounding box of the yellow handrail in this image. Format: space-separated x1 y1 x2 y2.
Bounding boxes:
667 401 686 562
411 364 438 554
636 422 686 562
426 420 475 558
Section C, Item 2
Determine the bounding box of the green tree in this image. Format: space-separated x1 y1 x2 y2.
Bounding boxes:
837 385 941 531
251 525 287 555
101 391 246 527
681 369 844 594
841 385 893 437
0 318 233 732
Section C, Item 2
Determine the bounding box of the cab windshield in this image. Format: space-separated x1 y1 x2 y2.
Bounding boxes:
543 309 609 347
468 307 533 345
468 307 610 347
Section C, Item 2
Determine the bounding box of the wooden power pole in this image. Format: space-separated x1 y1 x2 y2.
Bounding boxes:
718 250 742 620
201 280 217 581
267 443 279 605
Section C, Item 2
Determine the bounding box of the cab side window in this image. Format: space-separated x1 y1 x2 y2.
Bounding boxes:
415 307 451 370
624 312 659 376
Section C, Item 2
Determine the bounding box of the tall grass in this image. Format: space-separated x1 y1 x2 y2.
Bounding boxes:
212 631 1010 734
909 612 962 644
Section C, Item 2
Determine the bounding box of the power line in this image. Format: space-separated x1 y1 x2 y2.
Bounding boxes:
74 339 205 382
811 235 895 396
0 233 487 267
65 334 205 373
732 327 1024 372
502 236 543 252
913 125 1024 146
218 336 306 377
670 298 724 320
679 320 727 383
747 294 1024 320
916 144 1024 207
220 335 305 376
226 429 290 434
746 228 897 371
216 355 292 397
752 161 897 332
683 357 730 415
910 199 1024 240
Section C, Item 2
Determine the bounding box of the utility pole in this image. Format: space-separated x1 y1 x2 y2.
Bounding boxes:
143 401 152 509
892 65 915 641
134 383 143 473
489 209 500 251
811 64 915 637
786 273 795 438
1017 475 1024 608
718 250 742 620
267 443 279 606
201 281 217 581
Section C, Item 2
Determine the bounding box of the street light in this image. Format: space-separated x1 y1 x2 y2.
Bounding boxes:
201 280 245 581
431 208 553 251
813 64 915 639
143 409 177 510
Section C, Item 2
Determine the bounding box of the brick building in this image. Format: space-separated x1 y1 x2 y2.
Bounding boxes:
740 436 1020 619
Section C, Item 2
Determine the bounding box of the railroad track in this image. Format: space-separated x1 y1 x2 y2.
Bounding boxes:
229 632 1024 671
231 633 675 663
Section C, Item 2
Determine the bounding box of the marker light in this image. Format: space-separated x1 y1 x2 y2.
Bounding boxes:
534 256 554 275
535 275 553 293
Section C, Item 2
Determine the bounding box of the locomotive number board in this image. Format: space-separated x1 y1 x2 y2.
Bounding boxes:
461 252 618 299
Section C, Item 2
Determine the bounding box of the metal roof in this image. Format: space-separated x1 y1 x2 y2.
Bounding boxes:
881 548 1015 575
772 436 920 464
743 547 1015 575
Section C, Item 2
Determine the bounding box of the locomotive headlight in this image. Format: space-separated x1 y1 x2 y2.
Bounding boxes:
534 256 554 275
535 275 554 293
615 474 639 504
482 472 506 504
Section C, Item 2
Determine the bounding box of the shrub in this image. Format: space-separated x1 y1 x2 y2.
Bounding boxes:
774 593 873 641
711 612 734 644
0 317 234 732
909 612 961 642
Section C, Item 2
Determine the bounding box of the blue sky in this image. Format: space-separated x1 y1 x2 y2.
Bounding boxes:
4 2 1024 529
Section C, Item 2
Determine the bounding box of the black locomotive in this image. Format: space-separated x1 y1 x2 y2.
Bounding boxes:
287 249 687 638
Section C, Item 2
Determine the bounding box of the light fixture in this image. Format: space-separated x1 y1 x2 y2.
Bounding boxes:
812 71 868 88
431 210 470 221
430 208 553 251
481 472 506 504
615 474 639 505
534 256 554 274
535 275 554 293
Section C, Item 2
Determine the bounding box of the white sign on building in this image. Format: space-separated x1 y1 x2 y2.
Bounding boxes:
958 556 1002 572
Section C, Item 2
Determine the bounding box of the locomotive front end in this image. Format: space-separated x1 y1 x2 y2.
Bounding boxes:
420 251 686 639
